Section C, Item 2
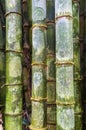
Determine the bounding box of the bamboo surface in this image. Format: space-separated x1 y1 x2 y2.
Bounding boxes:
5 0 23 130
55 0 75 129
30 0 47 129
73 1 83 129
46 0 56 129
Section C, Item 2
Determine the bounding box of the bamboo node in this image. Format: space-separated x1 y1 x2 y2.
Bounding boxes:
46 20 55 25
32 24 47 30
5 112 23 117
5 11 22 17
5 49 23 54
31 63 47 67
55 13 73 22
1 83 23 88
31 97 47 102
29 125 48 130
55 61 74 66
74 111 83 115
47 79 56 83
56 101 75 106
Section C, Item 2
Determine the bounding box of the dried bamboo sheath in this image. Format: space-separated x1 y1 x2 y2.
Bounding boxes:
30 0 47 129
5 0 22 130
46 0 56 129
55 0 75 129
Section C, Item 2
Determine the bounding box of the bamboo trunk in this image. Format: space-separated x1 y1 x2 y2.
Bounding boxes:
55 0 75 129
0 13 5 129
83 0 86 128
0 2 6 128
30 0 47 129
46 0 56 129
73 1 83 129
5 0 23 130
22 0 31 127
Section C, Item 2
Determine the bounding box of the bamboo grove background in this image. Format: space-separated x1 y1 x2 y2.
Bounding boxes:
0 0 86 130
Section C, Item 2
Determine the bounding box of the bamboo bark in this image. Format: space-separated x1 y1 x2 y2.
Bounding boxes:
30 0 47 129
5 0 23 130
55 0 75 129
73 1 83 129
46 0 56 129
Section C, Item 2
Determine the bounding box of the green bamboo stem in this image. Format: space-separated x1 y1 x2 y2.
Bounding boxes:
73 1 83 129
46 0 56 129
30 0 47 129
55 0 75 129
5 0 22 130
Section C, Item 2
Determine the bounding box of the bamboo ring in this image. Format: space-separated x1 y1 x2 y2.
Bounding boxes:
46 20 55 25
56 101 75 106
1 83 23 88
31 63 47 67
29 125 48 130
5 11 22 17
47 79 56 83
5 112 23 117
75 111 83 115
31 97 47 102
32 24 47 30
55 14 73 22
5 49 23 54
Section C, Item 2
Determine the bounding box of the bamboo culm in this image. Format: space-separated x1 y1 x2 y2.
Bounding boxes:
46 0 56 129
30 0 47 129
5 0 23 130
55 0 75 129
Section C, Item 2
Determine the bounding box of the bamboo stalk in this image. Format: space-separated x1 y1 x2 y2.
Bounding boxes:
46 0 56 129
30 0 47 129
22 0 31 127
83 0 86 128
5 0 23 130
73 1 83 129
0 2 6 128
55 0 75 129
